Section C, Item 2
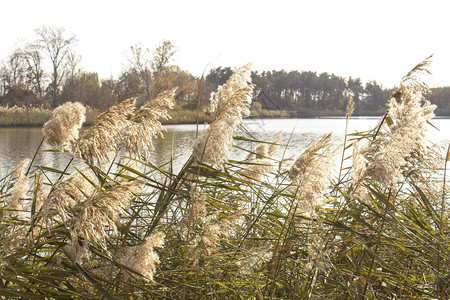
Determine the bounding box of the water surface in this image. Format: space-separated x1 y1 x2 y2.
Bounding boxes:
1 117 449 177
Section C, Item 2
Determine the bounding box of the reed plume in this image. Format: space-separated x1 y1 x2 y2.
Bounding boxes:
239 136 280 181
40 167 98 222
121 88 176 159
4 159 30 214
182 188 246 265
68 180 143 262
74 98 136 165
236 246 272 275
209 63 253 118
118 232 165 282
239 158 275 181
10 159 30 180
289 133 335 215
186 208 245 265
352 57 437 192
193 64 254 166
32 171 47 212
42 102 86 149
346 96 355 119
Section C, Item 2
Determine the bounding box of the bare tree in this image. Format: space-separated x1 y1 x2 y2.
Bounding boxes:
4 49 27 87
0 64 10 97
124 40 177 102
129 44 152 99
35 26 77 106
151 40 175 75
0 49 28 97
66 51 82 80
22 44 46 97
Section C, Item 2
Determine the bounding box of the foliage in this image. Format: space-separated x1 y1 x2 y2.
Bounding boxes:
251 69 391 116
0 60 449 299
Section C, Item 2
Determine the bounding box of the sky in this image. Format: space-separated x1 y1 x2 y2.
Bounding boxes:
1 0 450 88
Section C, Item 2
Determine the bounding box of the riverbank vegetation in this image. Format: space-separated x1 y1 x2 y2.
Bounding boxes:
0 58 448 299
2 26 450 127
0 104 213 127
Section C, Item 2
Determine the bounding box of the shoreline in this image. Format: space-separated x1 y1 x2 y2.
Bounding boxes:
1 107 449 127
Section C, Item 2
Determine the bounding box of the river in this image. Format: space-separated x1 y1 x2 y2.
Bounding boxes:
1 117 449 177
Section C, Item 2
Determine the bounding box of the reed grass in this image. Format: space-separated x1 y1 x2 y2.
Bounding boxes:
0 59 448 299
165 106 214 124
0 106 52 126
0 105 98 127
0 104 213 127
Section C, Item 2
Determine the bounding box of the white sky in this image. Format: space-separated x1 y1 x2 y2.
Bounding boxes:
1 0 449 88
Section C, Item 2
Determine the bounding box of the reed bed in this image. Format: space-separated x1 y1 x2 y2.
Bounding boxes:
0 106 52 126
0 105 99 127
0 59 448 299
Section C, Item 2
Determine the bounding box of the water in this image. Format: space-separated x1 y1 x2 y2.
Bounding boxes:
1 117 449 177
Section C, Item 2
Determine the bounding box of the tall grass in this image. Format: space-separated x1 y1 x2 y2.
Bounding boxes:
0 60 448 299
0 104 213 127
0 106 52 126
0 105 99 127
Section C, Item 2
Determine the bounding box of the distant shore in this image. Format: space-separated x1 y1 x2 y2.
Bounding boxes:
1 106 449 127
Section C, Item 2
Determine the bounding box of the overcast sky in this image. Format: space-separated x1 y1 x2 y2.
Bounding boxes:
1 0 449 88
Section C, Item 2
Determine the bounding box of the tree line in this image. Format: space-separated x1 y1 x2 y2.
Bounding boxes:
2 26 450 116
0 26 197 111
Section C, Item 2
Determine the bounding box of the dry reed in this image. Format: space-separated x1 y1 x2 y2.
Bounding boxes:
0 57 447 299
42 102 86 149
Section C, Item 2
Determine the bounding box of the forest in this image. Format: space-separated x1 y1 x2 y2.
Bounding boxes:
1 26 450 118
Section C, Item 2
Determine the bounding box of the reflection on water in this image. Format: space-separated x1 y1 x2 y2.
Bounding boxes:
1 118 449 177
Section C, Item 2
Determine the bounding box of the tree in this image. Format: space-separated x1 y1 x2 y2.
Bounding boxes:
66 51 82 80
0 46 48 107
126 41 177 101
0 49 27 94
22 44 46 98
151 40 175 75
35 26 77 107
60 72 100 108
429 87 450 114
363 81 389 113
128 44 152 99
115 69 141 101
98 79 119 111
156 65 196 102
123 40 191 103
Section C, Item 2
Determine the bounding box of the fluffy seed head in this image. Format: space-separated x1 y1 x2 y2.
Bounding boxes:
119 232 165 281
239 134 281 181
352 57 437 191
32 171 48 213
182 188 246 265
73 98 135 165
121 88 175 158
346 96 355 119
69 180 143 261
40 167 98 222
289 133 335 214
193 64 254 166
42 102 86 149
4 159 31 214
10 158 30 179
209 63 253 118
239 158 275 181
236 246 272 275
